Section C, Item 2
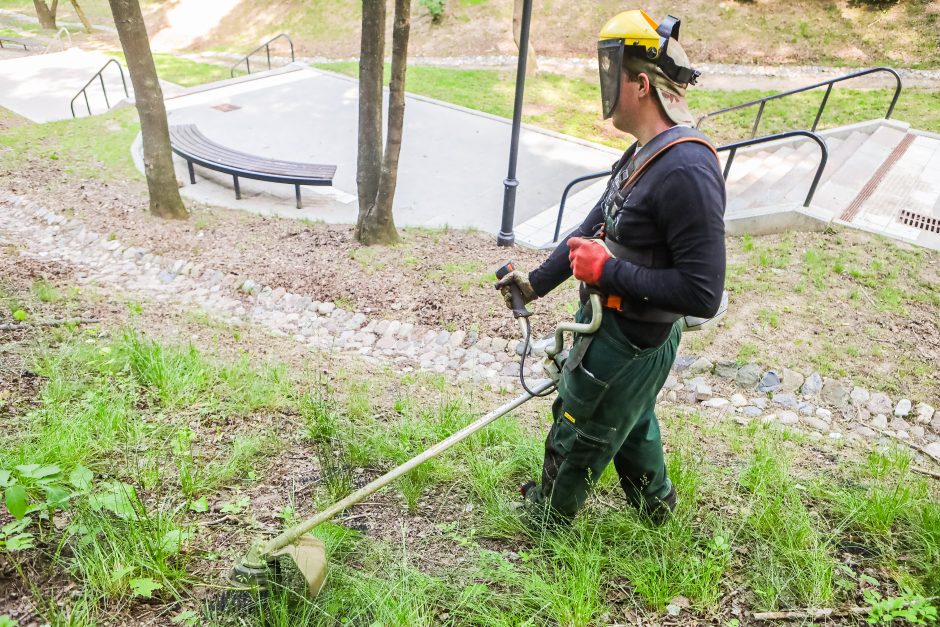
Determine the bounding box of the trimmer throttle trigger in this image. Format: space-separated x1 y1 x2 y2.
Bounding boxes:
495 260 532 319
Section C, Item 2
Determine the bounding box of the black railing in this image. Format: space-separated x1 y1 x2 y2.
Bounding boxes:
551 130 829 243
69 58 128 118
0 37 31 51
230 33 295 78
696 67 902 139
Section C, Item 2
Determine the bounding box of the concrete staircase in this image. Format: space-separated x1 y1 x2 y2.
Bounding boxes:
516 119 940 252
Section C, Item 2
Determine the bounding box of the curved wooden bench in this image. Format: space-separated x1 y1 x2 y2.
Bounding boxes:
169 124 336 209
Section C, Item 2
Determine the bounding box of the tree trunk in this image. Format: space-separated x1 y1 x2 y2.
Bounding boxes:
108 0 187 219
356 0 384 221
70 0 94 33
32 0 57 29
513 0 538 75
356 0 399 245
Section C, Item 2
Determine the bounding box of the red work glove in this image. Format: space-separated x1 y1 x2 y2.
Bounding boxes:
568 237 613 285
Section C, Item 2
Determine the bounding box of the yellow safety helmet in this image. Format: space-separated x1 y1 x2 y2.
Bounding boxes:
597 10 700 120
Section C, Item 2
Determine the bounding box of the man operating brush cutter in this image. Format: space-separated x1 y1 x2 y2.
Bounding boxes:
498 9 727 526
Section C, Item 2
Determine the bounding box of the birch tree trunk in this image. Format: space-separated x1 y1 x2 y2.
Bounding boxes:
32 0 58 29
109 0 187 219
70 0 94 33
356 0 411 245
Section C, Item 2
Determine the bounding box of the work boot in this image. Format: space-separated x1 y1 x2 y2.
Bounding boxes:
645 484 677 526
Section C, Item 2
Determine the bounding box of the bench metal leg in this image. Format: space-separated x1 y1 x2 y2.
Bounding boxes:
233 175 241 200
295 185 302 209
187 161 195 185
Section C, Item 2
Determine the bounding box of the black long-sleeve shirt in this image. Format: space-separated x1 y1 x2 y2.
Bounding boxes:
529 139 727 348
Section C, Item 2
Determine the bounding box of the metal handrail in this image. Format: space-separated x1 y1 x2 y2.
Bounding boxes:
0 37 30 51
43 26 71 54
551 130 829 243
696 67 902 138
230 33 295 78
69 58 129 118
718 130 828 207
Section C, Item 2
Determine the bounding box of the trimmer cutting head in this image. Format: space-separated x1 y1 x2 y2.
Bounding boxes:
229 536 328 597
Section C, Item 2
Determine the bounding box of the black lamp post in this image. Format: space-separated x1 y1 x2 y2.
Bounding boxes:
496 0 533 247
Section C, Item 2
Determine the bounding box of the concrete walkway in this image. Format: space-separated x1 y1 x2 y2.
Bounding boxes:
160 64 620 233
0 48 131 121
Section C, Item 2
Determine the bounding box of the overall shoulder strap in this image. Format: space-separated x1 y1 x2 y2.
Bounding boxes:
619 126 719 193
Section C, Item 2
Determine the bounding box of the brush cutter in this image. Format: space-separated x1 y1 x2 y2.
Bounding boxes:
228 257 730 597
228 268 604 597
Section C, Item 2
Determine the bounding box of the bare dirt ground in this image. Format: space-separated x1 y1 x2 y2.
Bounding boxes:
3 138 939 404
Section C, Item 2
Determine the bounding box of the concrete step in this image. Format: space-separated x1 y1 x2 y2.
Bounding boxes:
850 135 940 245
812 125 907 213
757 141 828 206
728 146 802 212
814 131 869 188
726 148 791 200
722 149 773 187
514 177 608 248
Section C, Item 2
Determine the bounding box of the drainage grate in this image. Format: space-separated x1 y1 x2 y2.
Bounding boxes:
898 209 940 234
212 103 241 112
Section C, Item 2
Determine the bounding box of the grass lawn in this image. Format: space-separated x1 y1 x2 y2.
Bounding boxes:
0 106 140 181
1 271 938 625
106 52 231 88
318 63 940 148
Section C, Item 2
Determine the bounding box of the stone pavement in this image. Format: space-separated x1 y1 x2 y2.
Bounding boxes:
159 64 620 235
3 189 939 459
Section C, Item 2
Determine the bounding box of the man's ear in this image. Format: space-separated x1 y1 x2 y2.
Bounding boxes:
636 73 652 97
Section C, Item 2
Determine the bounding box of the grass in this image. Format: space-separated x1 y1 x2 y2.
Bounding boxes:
316 63 940 148
720 230 940 398
3 268 939 625
107 52 230 88
0 106 140 181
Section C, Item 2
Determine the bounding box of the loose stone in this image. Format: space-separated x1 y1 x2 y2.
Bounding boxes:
750 397 769 409
924 442 940 459
894 399 912 417
742 406 763 417
673 355 697 372
730 393 748 407
815 407 833 422
871 414 889 430
850 386 870 406
702 397 729 409
890 416 912 433
778 410 799 425
663 375 679 390
689 357 714 375
915 403 935 424
772 392 798 409
757 370 781 393
734 364 760 390
780 368 804 392
714 360 738 379
802 416 830 432
317 302 336 315
867 393 893 415
694 383 713 401
821 379 850 408
798 402 815 416
801 372 823 396
854 424 877 439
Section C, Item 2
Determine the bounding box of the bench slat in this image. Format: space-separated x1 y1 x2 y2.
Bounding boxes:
169 124 336 181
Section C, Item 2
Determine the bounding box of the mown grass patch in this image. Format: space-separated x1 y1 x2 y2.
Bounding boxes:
315 63 940 148
107 51 230 88
0 106 140 181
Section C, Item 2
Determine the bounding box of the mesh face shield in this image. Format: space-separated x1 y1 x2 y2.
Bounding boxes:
597 39 624 119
